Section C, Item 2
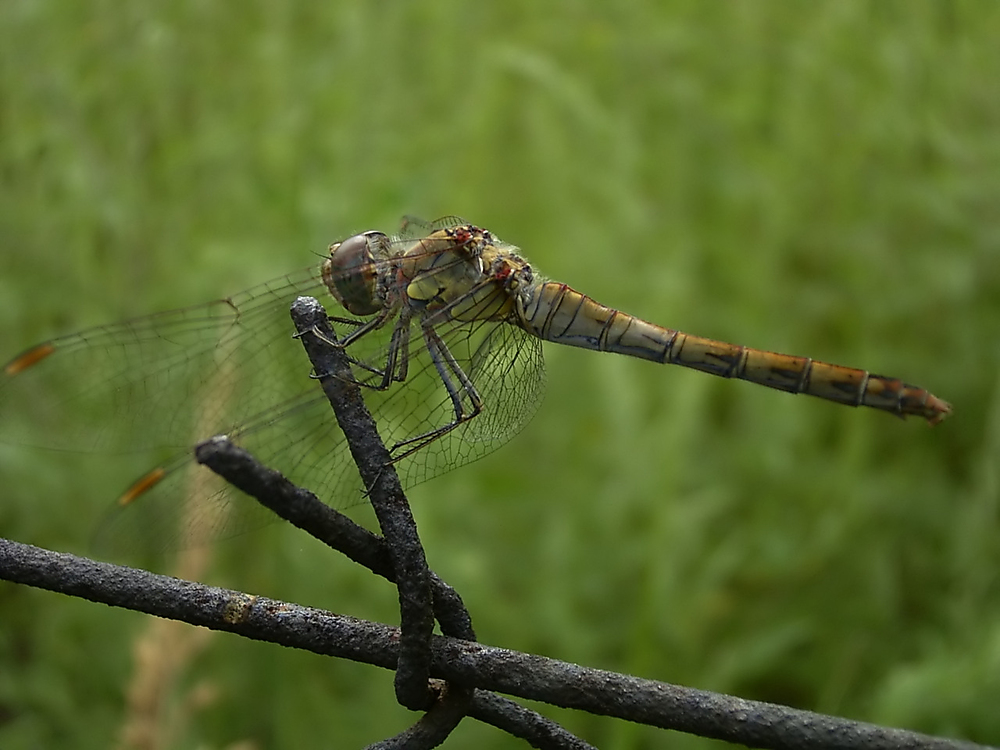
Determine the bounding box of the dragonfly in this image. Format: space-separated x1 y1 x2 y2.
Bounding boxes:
1 217 951 553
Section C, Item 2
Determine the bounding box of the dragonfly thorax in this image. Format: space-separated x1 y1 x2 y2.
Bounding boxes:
322 231 388 316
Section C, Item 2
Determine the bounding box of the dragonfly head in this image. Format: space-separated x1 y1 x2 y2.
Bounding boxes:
323 231 388 316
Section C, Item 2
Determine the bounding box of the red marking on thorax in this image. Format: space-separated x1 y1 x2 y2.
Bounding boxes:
451 227 473 245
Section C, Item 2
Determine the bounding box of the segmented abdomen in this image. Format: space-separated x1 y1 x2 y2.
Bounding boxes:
516 281 951 424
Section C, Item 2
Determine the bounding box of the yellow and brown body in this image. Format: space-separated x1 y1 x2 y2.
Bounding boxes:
515 279 951 424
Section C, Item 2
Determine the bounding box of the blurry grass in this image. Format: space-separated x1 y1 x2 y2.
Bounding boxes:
1 1 999 748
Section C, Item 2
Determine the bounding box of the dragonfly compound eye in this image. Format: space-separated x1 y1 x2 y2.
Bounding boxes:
323 231 386 316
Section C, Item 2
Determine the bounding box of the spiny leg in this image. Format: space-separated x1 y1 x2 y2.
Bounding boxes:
381 282 509 459
388 323 483 462
354 314 411 390
305 307 413 390
334 305 395 348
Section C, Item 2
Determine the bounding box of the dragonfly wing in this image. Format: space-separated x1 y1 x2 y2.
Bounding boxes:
93 388 363 556
397 215 470 241
341 310 545 492
0 266 326 454
413 318 544 482
95 308 546 555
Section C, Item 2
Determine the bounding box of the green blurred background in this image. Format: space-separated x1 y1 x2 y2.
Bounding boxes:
1 2 998 748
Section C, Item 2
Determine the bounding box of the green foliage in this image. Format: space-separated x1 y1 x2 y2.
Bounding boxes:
1 1 998 747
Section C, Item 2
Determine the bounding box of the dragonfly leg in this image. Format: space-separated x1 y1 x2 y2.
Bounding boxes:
294 317 361 349
325 314 365 328
334 273 505 393
351 315 412 390
388 323 483 462
309 310 414 393
303 299 410 385
333 306 394 348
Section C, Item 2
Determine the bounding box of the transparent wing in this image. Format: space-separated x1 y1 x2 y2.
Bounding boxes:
93 299 545 555
0 266 327 454
228 305 546 510
360 311 545 490
397 215 469 241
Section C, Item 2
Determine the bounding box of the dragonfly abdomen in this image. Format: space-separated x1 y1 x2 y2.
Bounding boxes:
678 339 952 425
517 281 950 424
